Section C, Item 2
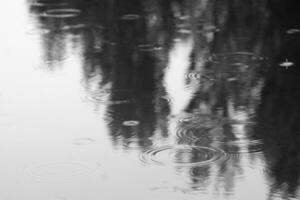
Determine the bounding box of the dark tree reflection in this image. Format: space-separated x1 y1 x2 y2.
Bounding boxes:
258 1 300 198
27 0 300 198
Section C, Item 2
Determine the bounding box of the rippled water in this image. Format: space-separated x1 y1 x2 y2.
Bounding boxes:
1 0 300 200
140 145 227 166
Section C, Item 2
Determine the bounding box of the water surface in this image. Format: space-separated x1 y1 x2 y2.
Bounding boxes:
1 0 300 199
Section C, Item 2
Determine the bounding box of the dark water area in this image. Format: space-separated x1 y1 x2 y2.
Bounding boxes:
1 0 300 199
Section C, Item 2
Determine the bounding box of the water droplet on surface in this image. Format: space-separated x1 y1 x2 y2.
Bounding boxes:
122 120 140 126
40 8 81 18
140 145 227 166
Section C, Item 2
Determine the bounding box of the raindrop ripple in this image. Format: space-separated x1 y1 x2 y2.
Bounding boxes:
140 145 227 166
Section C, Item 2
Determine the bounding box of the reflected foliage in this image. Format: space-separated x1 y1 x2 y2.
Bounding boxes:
28 0 300 198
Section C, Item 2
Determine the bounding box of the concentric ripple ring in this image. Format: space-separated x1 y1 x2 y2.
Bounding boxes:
139 145 227 167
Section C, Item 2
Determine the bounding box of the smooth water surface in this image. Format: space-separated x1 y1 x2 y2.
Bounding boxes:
1 0 300 199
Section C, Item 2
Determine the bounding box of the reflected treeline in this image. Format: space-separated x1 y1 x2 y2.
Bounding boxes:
170 0 270 194
258 0 300 199
28 0 176 149
28 0 300 198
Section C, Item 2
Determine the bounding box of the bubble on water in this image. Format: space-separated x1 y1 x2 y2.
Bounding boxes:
139 145 227 166
72 138 96 145
25 161 98 181
208 52 264 65
40 8 81 18
122 120 140 126
120 14 140 20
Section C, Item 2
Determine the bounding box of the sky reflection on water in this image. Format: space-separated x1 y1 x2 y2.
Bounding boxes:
1 0 300 199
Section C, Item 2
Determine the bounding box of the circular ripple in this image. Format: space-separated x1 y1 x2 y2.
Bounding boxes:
25 161 98 181
120 14 140 20
195 122 267 154
177 114 222 129
72 138 96 145
208 52 264 64
122 138 155 150
137 44 163 51
286 29 300 34
31 1 69 7
61 24 88 31
176 127 211 145
186 72 201 80
140 145 226 166
40 8 81 18
122 120 140 126
83 89 110 103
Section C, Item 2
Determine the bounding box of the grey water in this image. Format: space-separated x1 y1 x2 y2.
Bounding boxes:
1 0 300 199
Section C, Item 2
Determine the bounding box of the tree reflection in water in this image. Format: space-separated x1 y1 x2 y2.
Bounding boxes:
27 0 300 199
